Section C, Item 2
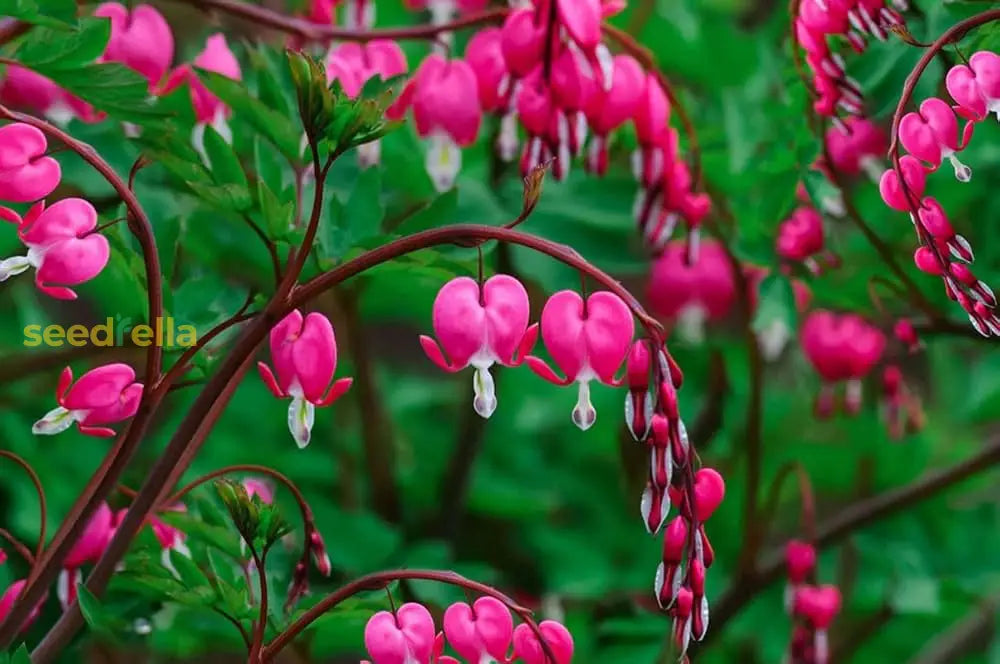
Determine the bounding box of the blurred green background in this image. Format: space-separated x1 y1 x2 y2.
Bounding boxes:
2 0 1000 662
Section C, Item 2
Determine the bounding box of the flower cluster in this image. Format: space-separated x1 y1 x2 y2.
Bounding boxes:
783 540 842 664
422 274 636 430
362 597 573 664
258 309 354 448
795 0 905 120
800 310 886 417
0 4 242 151
879 51 1000 336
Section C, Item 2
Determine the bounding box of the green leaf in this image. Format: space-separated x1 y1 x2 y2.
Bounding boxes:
158 512 244 560
170 549 211 591
14 17 108 69
185 181 253 212
392 189 459 235
751 272 797 334
9 645 31 664
321 168 385 260
203 126 249 190
199 69 302 162
0 0 77 27
47 63 164 122
76 583 118 638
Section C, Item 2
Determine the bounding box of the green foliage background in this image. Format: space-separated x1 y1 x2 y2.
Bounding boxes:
1 0 1000 661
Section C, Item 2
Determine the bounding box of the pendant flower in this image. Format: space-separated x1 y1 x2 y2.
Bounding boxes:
527 290 634 430
0 123 61 203
258 310 353 448
420 274 536 418
33 364 143 438
0 198 109 300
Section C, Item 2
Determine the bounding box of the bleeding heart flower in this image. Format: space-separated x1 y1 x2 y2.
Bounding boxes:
878 154 926 212
242 477 275 504
527 290 635 430
32 364 143 438
776 206 825 263
0 198 110 299
0 122 61 203
466 27 510 113
58 502 115 609
946 51 1000 121
365 603 437 664
801 310 885 416
0 66 100 125
585 55 645 175
94 3 175 87
500 9 546 79
793 585 842 629
443 596 514 663
825 116 886 179
898 97 973 181
420 275 536 418
692 468 725 522
258 310 353 448
512 621 574 664
647 240 736 342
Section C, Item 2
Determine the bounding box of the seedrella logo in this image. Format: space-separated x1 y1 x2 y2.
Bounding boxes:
23 315 198 348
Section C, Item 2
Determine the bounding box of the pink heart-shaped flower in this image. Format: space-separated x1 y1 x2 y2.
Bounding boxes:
693 468 725 522
793 585 841 629
443 596 513 662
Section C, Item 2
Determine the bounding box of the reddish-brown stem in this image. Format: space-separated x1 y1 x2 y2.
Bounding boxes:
167 0 506 42
248 549 269 661
699 434 1000 648
241 214 283 285
0 451 46 562
0 105 165 649
262 569 555 663
0 529 35 567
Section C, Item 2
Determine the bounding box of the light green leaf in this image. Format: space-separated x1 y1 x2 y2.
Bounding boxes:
751 272 797 334
203 126 249 190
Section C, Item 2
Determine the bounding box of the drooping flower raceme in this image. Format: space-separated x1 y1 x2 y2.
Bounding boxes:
0 198 109 299
420 274 536 419
0 123 61 203
94 3 174 88
33 364 143 438
527 290 634 430
258 310 353 448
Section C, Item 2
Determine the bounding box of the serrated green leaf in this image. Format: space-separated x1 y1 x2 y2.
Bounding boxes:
198 69 302 162
46 62 164 122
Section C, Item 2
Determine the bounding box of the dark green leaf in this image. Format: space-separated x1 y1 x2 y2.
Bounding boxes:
199 69 301 161
170 549 211 592
76 583 119 638
203 126 249 190
392 189 459 235
47 63 164 122
9 645 31 664
185 181 253 212
13 17 108 68
0 0 77 27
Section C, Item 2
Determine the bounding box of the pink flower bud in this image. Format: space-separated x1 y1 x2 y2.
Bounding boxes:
784 540 817 584
879 154 926 212
512 620 574 664
258 310 353 448
913 246 944 276
776 206 825 262
421 274 535 419
443 596 513 663
527 290 635 430
33 363 143 438
946 51 1000 121
633 75 670 146
94 3 174 88
693 468 725 522
364 603 436 664
0 123 61 203
309 530 331 576
793 585 841 629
